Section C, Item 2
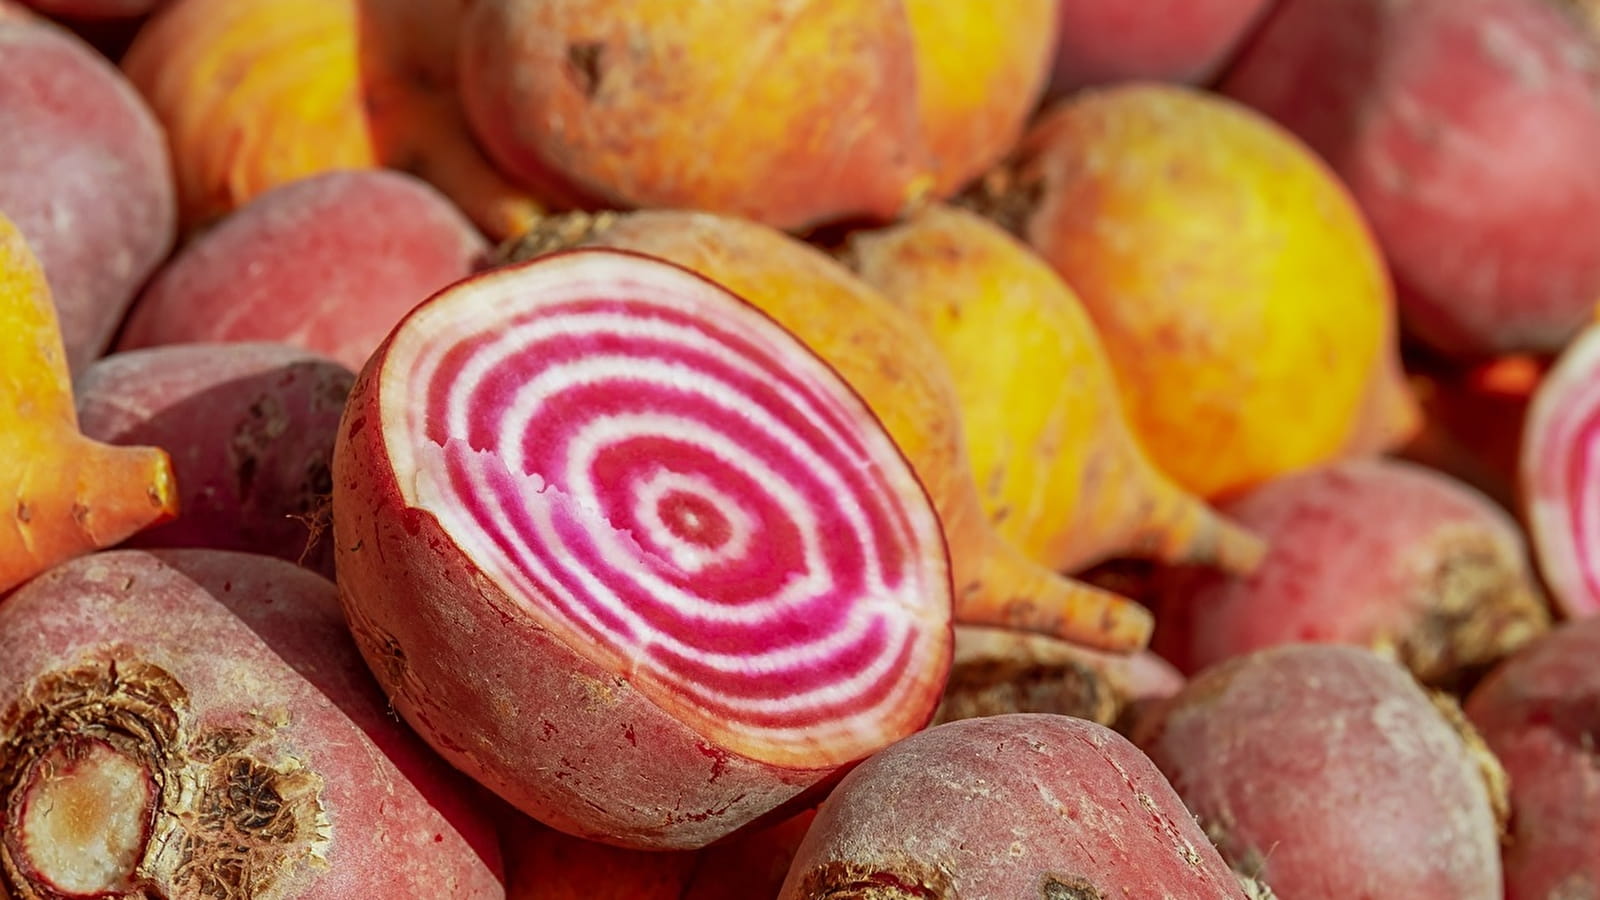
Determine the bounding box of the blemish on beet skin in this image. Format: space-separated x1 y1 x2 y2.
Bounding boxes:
623 724 637 747
1042 874 1105 899
698 742 730 782
797 860 951 898
565 42 606 98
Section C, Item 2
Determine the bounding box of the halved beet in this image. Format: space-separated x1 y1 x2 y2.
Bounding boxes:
331 248 954 850
1523 323 1600 619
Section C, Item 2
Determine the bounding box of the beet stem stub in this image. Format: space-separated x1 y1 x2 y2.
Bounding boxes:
12 737 156 897
371 249 954 769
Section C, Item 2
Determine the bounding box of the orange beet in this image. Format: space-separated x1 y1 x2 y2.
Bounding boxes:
0 212 176 596
122 0 539 239
459 0 1056 231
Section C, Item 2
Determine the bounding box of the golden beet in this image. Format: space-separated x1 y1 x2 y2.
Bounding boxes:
847 204 1264 575
976 83 1418 499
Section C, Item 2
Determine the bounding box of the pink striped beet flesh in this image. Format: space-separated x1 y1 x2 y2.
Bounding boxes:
1524 323 1600 619
332 248 953 850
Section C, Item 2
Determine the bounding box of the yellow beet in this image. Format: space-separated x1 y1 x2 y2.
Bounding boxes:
847 204 1264 575
0 213 177 594
976 83 1418 499
903 0 1057 195
122 0 539 239
497 210 1153 652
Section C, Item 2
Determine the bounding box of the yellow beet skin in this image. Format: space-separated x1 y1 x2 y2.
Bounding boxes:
986 83 1418 499
0 214 177 594
122 0 539 239
903 0 1057 195
848 205 1264 576
497 210 1153 652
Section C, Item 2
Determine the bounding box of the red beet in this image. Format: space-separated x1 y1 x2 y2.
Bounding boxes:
1047 0 1272 93
0 13 175 374
1466 617 1600 899
332 248 953 849
1220 0 1600 357
117 168 487 372
1133 645 1506 898
1154 458 1549 686
74 342 353 577
779 714 1252 898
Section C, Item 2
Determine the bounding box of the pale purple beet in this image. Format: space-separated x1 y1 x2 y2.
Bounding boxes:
779 713 1251 898
1219 0 1600 357
1521 322 1600 619
1466 617 1600 899
1133 645 1506 898
1153 458 1549 687
0 549 504 898
74 342 354 577
0 13 175 374
117 168 487 372
332 249 953 849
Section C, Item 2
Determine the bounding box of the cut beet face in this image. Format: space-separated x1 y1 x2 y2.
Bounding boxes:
332 248 954 850
1522 324 1600 618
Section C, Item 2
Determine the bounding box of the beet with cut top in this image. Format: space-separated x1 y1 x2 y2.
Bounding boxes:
0 549 505 898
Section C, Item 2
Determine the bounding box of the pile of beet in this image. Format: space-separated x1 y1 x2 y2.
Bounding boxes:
3 0 1599 896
